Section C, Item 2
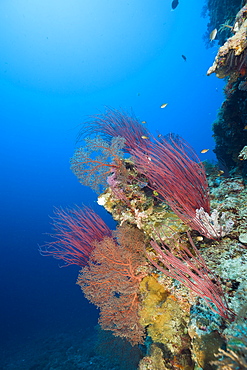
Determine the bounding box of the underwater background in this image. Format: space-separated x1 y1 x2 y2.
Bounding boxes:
1 0 243 369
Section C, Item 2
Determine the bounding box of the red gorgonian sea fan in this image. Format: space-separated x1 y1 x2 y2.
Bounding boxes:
40 206 111 267
131 133 230 239
77 225 147 346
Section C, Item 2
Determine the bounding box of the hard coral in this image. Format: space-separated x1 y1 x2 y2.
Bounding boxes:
207 5 247 82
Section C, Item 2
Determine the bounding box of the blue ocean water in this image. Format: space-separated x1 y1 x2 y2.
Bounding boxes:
0 1 226 368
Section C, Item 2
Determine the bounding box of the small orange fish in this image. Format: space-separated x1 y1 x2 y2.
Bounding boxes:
243 125 247 130
141 136 149 140
200 149 209 154
141 121 147 124
160 103 168 108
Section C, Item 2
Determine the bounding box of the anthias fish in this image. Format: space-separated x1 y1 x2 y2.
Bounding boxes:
160 103 168 108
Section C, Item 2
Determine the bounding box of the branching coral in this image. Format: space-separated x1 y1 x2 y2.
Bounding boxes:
42 205 148 346
194 207 234 239
212 329 247 369
213 347 247 369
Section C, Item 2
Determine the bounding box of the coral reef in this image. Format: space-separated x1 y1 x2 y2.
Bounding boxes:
97 159 188 239
212 85 247 174
138 343 194 370
139 275 191 352
43 108 247 369
147 233 234 321
202 0 244 47
131 133 218 239
138 344 168 370
207 5 247 80
211 310 247 369
206 4 247 176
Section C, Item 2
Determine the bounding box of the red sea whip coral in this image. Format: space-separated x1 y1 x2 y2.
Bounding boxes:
40 205 111 266
77 108 229 238
147 231 235 321
132 133 231 239
78 107 150 153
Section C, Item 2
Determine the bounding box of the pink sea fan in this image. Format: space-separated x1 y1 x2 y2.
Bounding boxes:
70 136 125 194
77 225 147 345
40 205 112 267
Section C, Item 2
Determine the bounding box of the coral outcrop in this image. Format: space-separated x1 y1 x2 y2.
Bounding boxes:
43 105 247 369
207 5 247 82
206 4 247 176
202 0 244 47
